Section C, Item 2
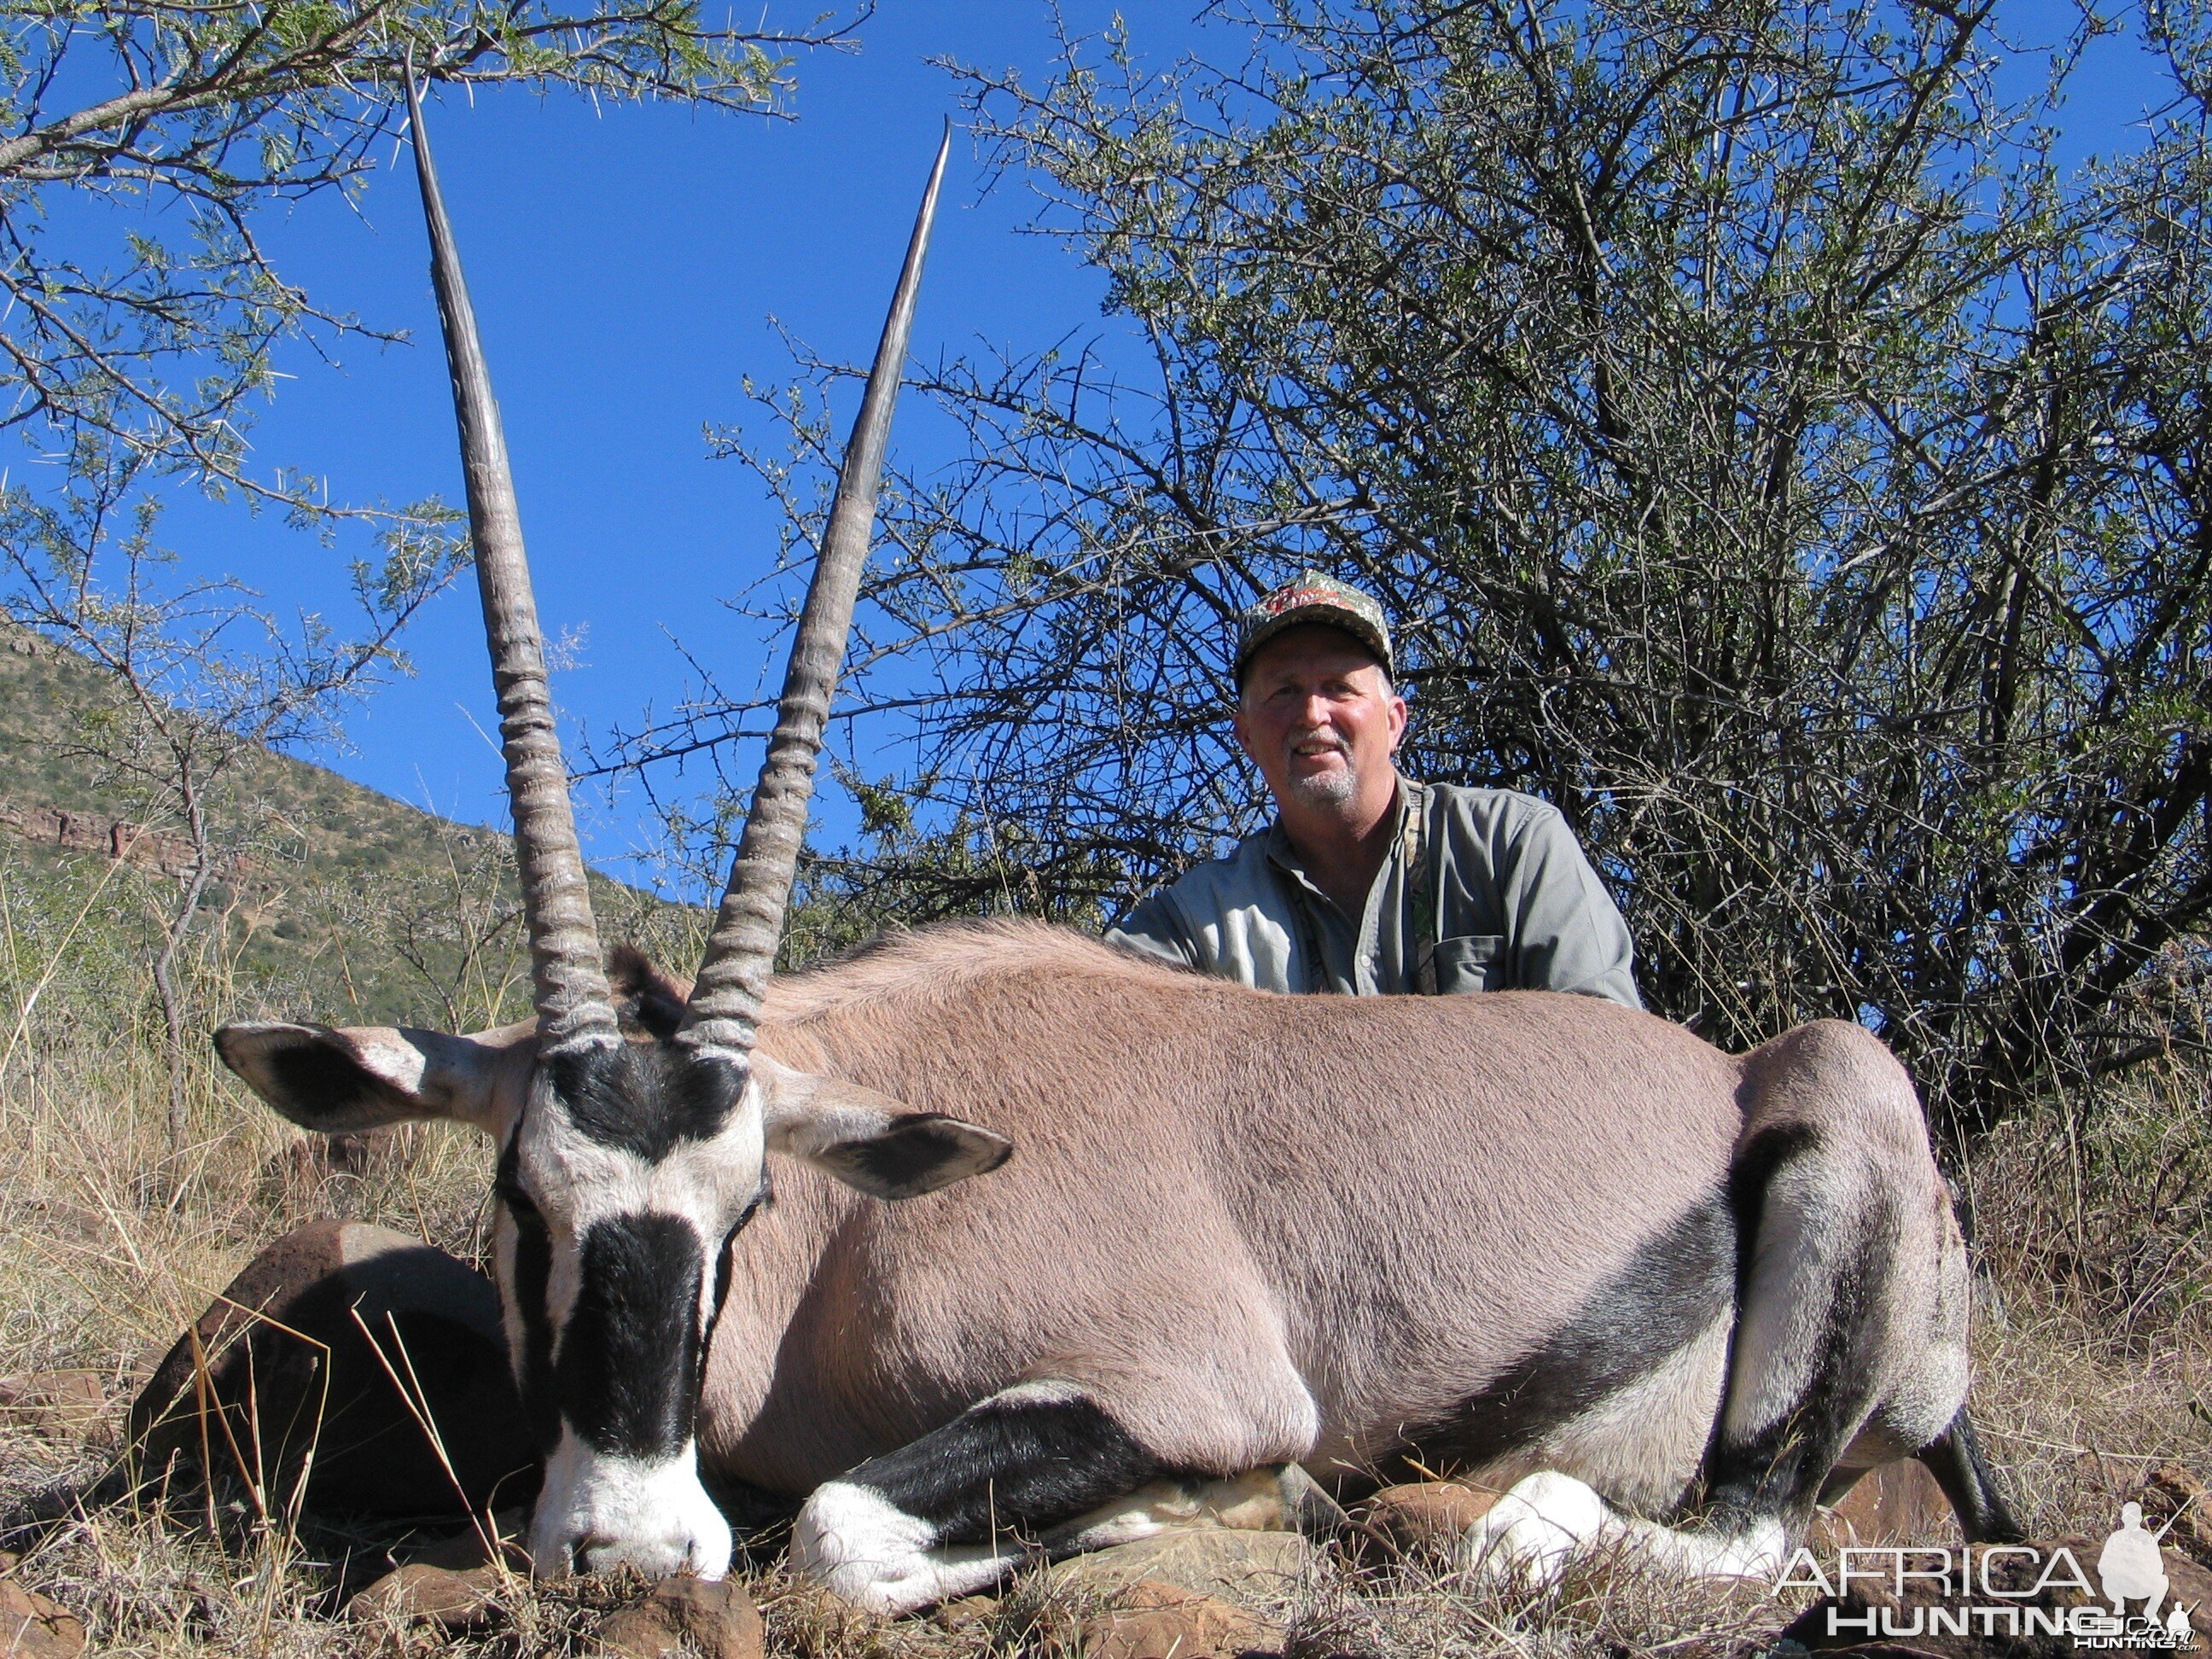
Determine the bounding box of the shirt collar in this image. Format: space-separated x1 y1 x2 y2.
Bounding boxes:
1264 773 1419 879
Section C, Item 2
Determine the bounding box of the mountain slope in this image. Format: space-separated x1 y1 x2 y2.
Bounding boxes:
0 623 686 1030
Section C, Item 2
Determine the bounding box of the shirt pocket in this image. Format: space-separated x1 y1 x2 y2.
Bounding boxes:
1429 934 1509 994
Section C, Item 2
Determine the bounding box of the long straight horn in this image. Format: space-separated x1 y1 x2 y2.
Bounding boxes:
679 124 952 1055
406 71 618 1052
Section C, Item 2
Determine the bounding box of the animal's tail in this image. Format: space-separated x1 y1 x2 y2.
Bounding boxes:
1915 1403 2026 1544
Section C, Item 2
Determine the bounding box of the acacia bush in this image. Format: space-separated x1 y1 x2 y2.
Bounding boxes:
657 0 2212 1142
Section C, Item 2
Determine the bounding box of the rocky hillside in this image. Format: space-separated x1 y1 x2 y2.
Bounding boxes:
0 623 684 1030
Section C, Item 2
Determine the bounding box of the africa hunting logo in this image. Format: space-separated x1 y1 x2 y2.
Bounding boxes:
1775 1504 2195 1650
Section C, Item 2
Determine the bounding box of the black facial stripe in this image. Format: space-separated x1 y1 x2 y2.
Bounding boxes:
556 1213 707 1459
545 1042 748 1161
699 1178 765 1357
841 1392 1161 1547
496 1136 562 1454
1400 1193 1736 1477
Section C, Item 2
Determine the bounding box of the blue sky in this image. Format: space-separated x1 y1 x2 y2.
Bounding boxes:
119 4 1249 894
23 2 2177 895
147 5 1217 891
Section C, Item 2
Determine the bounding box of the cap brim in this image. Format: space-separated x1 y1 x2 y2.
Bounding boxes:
1235 606 1393 683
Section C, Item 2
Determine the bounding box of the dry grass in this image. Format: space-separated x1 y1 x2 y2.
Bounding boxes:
2 892 2207 1655
1961 1057 2212 1540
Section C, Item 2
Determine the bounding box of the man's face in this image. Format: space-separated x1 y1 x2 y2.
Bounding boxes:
1232 624 1407 818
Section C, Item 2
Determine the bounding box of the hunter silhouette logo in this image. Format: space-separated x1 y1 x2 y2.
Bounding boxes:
2097 1504 2192 1642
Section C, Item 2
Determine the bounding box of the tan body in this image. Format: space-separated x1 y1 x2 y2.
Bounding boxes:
218 915 2006 1606
693 922 1959 1508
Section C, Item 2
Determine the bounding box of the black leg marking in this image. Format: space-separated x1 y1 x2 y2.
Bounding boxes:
841 1392 1161 1546
1697 1125 1886 1533
1916 1405 2025 1544
1400 1196 1736 1476
556 1213 705 1459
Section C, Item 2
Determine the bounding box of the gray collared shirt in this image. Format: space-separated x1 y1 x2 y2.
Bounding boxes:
1104 781 1640 1004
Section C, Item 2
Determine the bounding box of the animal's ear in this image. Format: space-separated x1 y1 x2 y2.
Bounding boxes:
608 945 688 1040
213 1022 526 1135
752 1053 1013 1201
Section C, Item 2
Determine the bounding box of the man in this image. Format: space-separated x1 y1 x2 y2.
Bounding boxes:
1107 572 1639 1004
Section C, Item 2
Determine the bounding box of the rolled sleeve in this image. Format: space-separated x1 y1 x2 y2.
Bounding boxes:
1104 890 1200 971
1497 805 1642 1008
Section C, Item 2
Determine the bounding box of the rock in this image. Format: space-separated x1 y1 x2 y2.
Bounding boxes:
931 1595 998 1632
131 1220 537 1516
1082 1580 1283 1659
403 1509 532 1572
594 1577 763 1659
0 1372 107 1438
2143 1466 2212 1569
0 1581 85 1658
1354 1481 1500 1551
1048 1529 1311 1605
347 1563 504 1629
1810 1460 1956 1551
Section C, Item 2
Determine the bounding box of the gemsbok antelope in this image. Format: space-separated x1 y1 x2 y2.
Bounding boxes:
201 82 2022 1615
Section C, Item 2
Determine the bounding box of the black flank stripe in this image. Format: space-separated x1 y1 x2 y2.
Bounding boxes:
1401 1193 1737 1477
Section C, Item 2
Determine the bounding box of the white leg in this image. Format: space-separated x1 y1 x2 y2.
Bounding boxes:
789 1481 1027 1615
1459 1471 1786 1587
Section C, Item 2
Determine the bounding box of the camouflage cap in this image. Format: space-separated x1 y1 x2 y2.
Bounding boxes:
1233 571 1394 686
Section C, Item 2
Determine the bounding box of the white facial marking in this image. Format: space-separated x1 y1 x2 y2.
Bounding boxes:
514 1069 766 1356
791 1481 1025 1615
506 1065 765 1580
532 1426 733 1580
